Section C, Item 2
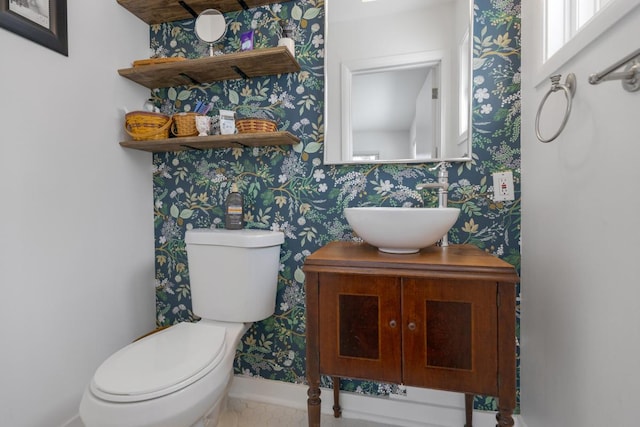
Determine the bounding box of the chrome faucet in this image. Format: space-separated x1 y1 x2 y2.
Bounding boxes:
416 162 450 208
416 162 451 246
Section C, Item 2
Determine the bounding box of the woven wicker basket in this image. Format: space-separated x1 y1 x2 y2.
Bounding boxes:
236 118 278 134
125 111 172 141
171 112 202 137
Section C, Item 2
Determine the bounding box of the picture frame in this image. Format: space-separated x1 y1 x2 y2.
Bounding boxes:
0 0 68 56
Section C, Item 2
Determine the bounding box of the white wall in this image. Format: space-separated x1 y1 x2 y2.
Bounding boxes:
353 130 411 160
521 2 640 426
0 2 155 426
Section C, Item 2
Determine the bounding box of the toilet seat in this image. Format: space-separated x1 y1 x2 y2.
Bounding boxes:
90 322 226 403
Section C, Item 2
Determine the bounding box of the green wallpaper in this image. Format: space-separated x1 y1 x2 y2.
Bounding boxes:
150 0 520 411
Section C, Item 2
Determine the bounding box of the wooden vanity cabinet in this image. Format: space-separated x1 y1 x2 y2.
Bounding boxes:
319 273 403 384
304 242 519 427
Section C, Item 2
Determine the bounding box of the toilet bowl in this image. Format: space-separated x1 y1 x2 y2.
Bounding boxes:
80 229 284 427
80 321 247 427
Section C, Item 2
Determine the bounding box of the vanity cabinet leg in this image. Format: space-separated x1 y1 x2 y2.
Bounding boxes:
306 271 321 427
496 410 514 427
307 384 321 427
496 282 516 427
465 394 474 427
332 377 342 418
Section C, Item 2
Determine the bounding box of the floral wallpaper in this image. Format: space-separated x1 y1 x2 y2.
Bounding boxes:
150 0 520 412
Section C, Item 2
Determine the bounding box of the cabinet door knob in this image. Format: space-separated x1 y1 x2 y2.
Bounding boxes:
389 320 397 328
407 322 417 331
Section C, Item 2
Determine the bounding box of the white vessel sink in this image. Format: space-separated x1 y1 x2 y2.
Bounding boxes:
344 207 460 254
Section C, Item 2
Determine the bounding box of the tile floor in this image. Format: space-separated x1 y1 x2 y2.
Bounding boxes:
220 398 400 427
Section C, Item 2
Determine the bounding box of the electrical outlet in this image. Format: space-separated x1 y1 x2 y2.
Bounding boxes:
492 171 515 202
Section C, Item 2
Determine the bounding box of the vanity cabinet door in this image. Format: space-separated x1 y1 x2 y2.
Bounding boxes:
402 278 499 396
318 273 402 383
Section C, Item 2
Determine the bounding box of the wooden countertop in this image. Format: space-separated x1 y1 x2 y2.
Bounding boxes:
304 242 519 283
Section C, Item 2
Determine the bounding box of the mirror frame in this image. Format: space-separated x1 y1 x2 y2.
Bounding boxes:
195 8 227 57
323 0 474 165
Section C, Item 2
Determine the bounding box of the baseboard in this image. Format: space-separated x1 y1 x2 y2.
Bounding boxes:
61 415 84 427
66 376 526 427
229 376 526 427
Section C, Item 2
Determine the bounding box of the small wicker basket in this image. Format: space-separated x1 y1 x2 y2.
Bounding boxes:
171 112 202 137
125 111 172 141
236 118 278 134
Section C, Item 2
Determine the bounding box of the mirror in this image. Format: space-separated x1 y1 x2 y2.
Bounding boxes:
195 9 227 57
343 52 443 161
324 0 473 164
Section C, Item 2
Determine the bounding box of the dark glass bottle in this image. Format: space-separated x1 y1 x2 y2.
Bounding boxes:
225 183 244 230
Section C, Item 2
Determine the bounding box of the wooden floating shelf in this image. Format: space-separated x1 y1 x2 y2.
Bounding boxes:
117 0 286 25
118 47 300 89
120 131 300 153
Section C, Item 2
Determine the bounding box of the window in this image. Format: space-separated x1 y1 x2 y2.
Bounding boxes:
536 0 639 85
545 0 613 60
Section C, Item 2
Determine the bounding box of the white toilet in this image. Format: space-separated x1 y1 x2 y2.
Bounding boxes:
80 228 284 427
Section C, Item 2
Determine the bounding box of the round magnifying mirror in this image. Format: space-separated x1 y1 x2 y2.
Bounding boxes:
195 9 227 56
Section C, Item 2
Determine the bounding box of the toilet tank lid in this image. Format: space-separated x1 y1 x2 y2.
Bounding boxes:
185 228 284 247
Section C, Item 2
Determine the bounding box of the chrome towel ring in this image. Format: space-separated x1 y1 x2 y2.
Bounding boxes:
535 73 577 143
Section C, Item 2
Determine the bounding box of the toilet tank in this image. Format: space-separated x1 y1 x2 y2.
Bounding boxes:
185 229 284 322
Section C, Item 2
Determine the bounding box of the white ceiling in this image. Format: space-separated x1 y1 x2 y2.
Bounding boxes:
329 0 452 23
